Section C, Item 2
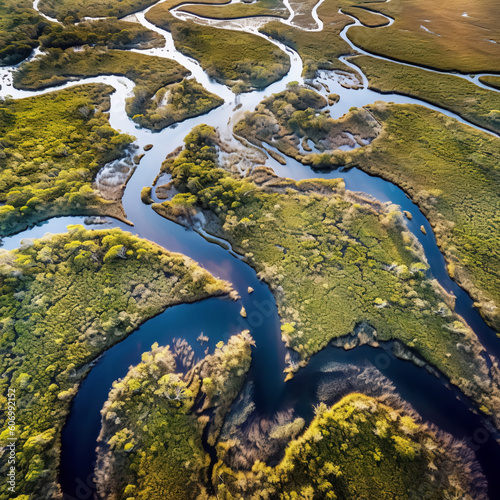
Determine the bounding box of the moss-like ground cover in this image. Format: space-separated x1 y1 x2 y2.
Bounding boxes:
0 84 134 236
345 104 500 332
96 334 253 499
152 125 500 423
345 0 500 73
215 394 479 499
13 48 223 130
0 0 163 66
0 226 232 500
146 0 290 91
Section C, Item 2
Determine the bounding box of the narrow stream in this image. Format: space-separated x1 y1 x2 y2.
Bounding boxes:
1 0 500 497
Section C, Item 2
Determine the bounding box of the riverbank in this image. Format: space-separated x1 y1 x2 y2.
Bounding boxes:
0 226 233 499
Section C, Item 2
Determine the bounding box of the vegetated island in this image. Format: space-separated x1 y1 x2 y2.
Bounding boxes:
151 124 500 426
0 0 164 66
13 48 224 131
178 0 288 22
146 0 290 92
96 333 254 499
235 84 500 333
95 339 483 499
0 226 234 500
259 0 361 78
0 84 134 236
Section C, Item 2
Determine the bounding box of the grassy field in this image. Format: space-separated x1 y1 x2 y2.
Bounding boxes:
0 84 133 236
236 88 500 332
96 334 253 500
37 0 158 22
146 0 290 91
216 394 478 499
346 103 500 332
480 75 500 91
0 226 232 500
345 0 500 73
152 124 500 422
13 48 222 130
179 0 288 20
349 55 500 134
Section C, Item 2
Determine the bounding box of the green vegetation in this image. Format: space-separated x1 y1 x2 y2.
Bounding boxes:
480 75 500 91
345 0 500 73
215 393 477 499
0 0 163 66
14 47 223 130
146 0 290 90
349 55 500 134
234 84 381 163
236 87 500 331
37 0 158 22
179 0 288 20
0 226 232 500
0 0 50 65
343 103 500 332
0 84 134 236
152 124 500 421
132 78 224 130
260 0 357 78
38 17 164 50
96 333 253 499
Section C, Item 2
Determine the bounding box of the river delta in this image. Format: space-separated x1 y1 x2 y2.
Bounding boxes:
0 0 499 499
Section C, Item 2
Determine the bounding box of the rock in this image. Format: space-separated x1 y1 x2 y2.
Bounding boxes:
240 306 247 318
144 144 153 151
420 225 427 235
247 286 254 294
403 210 413 220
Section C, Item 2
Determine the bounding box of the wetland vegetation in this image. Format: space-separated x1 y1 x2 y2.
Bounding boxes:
2 0 500 497
153 125 500 422
0 226 232 499
345 0 500 73
236 86 500 332
146 0 290 91
13 48 223 130
350 55 500 135
0 84 133 236
96 334 253 500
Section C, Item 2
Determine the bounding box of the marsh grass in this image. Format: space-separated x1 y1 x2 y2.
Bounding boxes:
96 334 253 499
346 0 500 73
216 394 481 499
350 55 500 134
146 0 290 90
152 125 500 421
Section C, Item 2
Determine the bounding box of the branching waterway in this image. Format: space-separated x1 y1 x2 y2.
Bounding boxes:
1 0 500 497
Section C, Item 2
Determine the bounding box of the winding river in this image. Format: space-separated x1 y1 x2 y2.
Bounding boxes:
2 0 500 497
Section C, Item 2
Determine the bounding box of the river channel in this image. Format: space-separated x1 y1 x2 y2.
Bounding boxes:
1 0 500 497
